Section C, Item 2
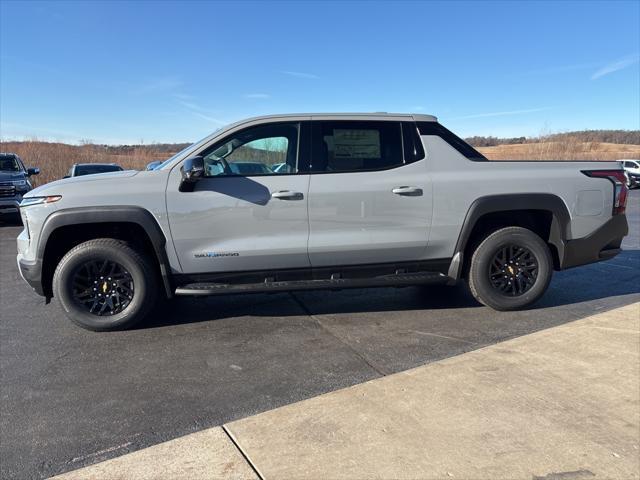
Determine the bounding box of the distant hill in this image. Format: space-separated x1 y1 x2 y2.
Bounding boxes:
97 142 191 154
465 130 640 147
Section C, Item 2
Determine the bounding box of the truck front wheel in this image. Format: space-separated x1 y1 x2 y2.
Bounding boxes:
468 226 553 311
53 238 158 331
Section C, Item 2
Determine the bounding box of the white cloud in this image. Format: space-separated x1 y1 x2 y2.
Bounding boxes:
177 100 204 112
519 62 599 76
172 93 195 101
174 99 226 125
281 70 319 79
0 121 142 145
591 54 639 80
191 112 226 125
133 77 183 94
243 93 271 99
450 107 552 120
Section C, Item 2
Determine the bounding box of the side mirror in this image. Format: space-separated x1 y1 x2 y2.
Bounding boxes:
179 156 205 192
27 167 40 176
146 160 162 171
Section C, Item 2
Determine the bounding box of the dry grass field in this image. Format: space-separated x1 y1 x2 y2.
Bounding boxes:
0 141 169 186
2 137 639 187
479 141 640 161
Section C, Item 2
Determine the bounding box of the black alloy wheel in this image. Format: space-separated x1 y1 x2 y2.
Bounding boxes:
71 259 135 315
488 244 538 296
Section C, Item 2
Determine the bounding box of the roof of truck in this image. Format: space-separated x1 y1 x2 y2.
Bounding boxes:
235 112 437 122
208 113 437 140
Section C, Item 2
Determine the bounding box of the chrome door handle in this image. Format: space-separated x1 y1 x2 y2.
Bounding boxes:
392 186 423 196
271 190 304 200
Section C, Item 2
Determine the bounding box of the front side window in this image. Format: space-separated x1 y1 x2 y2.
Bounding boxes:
310 121 403 173
202 122 299 177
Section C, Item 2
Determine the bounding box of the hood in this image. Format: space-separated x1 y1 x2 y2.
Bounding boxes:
0 171 26 182
26 170 139 197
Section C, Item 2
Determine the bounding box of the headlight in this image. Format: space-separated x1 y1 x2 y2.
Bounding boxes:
20 196 62 207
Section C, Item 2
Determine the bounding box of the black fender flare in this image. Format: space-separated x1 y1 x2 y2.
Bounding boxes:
38 206 173 298
448 193 571 279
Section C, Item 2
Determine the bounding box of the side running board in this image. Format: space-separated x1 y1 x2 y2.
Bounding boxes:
175 272 447 296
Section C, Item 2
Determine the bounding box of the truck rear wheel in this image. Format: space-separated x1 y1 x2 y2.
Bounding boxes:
468 227 552 311
53 238 158 331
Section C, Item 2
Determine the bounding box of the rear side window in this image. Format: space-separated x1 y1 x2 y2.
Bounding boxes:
310 121 403 173
416 122 487 161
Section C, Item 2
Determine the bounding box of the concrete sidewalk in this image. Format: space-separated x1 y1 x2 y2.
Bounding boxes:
53 303 640 480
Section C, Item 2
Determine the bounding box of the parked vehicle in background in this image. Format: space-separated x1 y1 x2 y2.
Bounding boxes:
205 161 272 176
0 153 39 216
621 159 640 188
64 163 124 178
16 113 629 331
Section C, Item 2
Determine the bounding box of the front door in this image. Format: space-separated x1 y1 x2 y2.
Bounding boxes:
166 121 310 274
307 120 432 266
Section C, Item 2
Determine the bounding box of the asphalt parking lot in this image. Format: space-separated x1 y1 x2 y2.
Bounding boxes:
1 190 639 480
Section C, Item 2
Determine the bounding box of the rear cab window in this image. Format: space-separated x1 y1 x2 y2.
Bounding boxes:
416 121 487 161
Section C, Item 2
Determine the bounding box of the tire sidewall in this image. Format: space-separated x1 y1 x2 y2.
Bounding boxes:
54 242 152 331
470 228 552 310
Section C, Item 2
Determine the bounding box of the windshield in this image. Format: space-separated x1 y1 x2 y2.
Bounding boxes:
0 155 21 172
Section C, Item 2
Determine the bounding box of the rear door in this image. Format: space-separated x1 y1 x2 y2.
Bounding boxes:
306 120 432 266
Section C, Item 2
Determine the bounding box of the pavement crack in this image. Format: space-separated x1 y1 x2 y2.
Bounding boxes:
407 329 476 345
68 441 133 464
222 425 265 480
289 292 389 377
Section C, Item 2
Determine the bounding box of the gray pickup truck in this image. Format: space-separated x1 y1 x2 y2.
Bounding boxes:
1 153 39 216
16 113 629 331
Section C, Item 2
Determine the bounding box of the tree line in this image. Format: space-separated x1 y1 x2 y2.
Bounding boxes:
465 130 640 147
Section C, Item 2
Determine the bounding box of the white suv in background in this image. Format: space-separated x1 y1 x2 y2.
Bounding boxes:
621 160 640 189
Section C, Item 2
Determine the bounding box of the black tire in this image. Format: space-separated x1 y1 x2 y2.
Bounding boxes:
468 226 552 311
53 238 158 331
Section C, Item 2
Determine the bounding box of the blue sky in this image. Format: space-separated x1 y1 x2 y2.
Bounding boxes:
1 0 639 145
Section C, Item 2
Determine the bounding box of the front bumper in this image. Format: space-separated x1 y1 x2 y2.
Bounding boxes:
0 196 21 213
17 256 46 296
561 214 628 269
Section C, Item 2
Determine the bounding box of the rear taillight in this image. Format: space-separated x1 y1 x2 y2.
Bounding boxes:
583 170 628 215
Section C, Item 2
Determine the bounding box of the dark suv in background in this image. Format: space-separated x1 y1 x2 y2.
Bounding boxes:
0 153 39 217
64 163 123 178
